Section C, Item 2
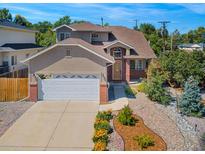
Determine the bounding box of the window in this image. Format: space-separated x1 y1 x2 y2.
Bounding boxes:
91 33 98 38
130 49 137 55
130 60 135 70
59 32 70 41
11 56 17 66
60 33 65 41
66 49 71 57
136 60 144 70
113 48 122 58
65 33 70 39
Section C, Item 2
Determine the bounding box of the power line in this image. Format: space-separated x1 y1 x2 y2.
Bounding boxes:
101 17 104 27
134 19 138 30
158 21 171 52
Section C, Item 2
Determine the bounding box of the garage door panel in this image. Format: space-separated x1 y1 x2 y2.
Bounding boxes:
38 78 100 101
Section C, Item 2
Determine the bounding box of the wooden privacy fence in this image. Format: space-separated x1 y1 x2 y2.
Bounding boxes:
0 78 28 102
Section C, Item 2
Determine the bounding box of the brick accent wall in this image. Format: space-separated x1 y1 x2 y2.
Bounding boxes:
130 70 146 79
100 83 108 104
125 59 130 82
29 84 38 102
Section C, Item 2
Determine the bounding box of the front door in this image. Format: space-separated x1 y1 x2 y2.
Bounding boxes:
113 60 122 80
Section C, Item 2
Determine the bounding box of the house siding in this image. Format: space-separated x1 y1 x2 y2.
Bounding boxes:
29 46 108 82
0 28 36 46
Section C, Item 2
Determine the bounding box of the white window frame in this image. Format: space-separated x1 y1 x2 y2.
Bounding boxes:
135 60 144 71
113 48 122 58
59 32 70 41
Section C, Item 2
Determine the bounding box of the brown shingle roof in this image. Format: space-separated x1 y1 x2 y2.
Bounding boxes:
58 38 114 62
69 22 111 32
106 26 156 58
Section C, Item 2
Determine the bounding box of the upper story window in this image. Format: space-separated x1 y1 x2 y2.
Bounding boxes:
130 49 137 55
113 48 122 58
91 33 99 39
59 32 70 41
11 55 17 66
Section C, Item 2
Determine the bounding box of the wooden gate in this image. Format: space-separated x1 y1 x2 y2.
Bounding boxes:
0 78 28 102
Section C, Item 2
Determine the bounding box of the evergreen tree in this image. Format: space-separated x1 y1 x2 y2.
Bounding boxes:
179 76 205 117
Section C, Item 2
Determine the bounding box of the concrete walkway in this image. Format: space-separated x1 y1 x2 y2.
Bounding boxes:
0 101 98 151
99 85 128 111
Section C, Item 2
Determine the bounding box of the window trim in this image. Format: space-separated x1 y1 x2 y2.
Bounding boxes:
135 59 144 71
59 32 70 41
113 48 122 58
11 55 17 66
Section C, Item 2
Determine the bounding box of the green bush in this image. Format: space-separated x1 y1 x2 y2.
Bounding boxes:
179 76 205 117
146 73 171 105
117 106 136 126
125 86 137 96
96 111 113 121
133 134 155 150
94 120 113 134
137 81 148 93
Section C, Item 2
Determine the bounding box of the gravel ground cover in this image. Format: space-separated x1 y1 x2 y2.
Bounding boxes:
0 101 34 137
129 93 185 150
107 118 124 151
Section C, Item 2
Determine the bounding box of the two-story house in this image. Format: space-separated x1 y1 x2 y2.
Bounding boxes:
0 19 42 75
23 22 156 103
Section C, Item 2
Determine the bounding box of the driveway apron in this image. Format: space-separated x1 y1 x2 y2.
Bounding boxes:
0 101 98 151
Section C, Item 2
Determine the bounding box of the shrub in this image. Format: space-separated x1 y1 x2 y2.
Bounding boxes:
96 110 113 121
133 134 155 150
179 76 205 117
94 119 113 134
93 141 107 151
137 81 148 93
92 129 109 144
125 86 137 96
117 105 136 126
146 73 171 105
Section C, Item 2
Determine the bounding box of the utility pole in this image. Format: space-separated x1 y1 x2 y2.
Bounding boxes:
134 19 138 30
101 17 104 27
158 21 170 52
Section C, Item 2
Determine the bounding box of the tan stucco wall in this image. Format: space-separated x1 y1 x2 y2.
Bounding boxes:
91 32 108 42
29 46 108 82
56 27 91 43
56 26 109 43
0 28 36 46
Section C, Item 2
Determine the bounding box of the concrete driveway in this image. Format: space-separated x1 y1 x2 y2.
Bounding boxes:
0 101 99 151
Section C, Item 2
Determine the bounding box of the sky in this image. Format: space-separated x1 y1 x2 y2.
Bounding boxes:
0 3 205 33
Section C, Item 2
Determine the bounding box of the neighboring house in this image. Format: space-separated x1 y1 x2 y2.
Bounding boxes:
178 43 205 51
22 22 156 103
0 19 42 74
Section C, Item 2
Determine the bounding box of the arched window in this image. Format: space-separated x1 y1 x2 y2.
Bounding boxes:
113 47 122 58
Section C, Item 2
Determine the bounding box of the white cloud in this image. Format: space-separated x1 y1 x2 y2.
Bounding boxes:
178 4 205 14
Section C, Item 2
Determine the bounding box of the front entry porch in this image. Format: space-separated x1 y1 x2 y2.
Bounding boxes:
107 59 147 83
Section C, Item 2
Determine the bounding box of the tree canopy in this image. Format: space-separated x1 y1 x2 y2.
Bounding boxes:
0 8 12 21
53 16 71 28
13 14 32 27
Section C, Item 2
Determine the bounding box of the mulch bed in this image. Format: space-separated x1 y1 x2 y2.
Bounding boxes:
113 114 167 151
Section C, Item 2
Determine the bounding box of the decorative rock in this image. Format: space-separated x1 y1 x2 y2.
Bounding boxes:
108 118 124 151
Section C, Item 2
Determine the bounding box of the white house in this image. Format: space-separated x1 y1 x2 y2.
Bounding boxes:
0 19 42 74
178 43 205 52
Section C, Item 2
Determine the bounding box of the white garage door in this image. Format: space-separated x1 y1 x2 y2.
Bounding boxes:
38 78 100 101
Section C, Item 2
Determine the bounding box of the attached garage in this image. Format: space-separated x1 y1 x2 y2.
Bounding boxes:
23 38 114 103
38 74 100 101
